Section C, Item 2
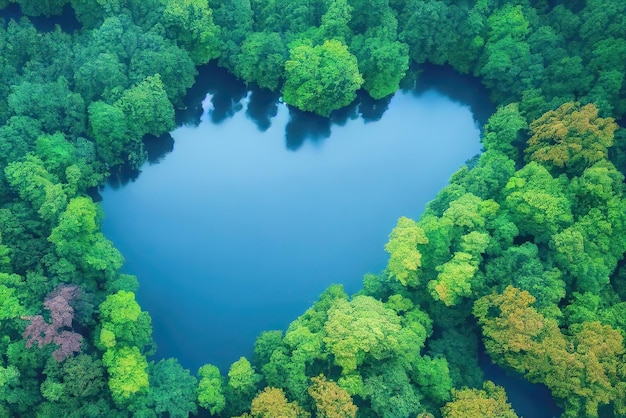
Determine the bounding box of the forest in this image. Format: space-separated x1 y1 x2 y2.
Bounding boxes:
0 0 625 417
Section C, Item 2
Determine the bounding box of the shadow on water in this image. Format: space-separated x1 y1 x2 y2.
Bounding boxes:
99 133 175 191
179 61 494 152
479 348 563 418
284 107 332 151
410 64 494 127
105 164 141 191
284 90 392 150
144 133 175 165
176 63 248 127
178 63 416 151
0 3 81 33
246 87 281 132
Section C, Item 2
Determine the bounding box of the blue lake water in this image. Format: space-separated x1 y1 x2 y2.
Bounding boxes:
101 84 481 368
99 64 559 417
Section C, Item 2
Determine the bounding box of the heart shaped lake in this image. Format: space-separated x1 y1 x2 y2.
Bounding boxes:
99 65 490 372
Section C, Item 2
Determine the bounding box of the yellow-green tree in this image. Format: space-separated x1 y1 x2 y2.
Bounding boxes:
102 346 149 405
385 216 428 287
526 102 618 176
248 387 309 418
441 381 518 418
308 375 357 418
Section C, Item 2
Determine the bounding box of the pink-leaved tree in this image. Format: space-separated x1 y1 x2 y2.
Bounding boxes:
22 285 83 361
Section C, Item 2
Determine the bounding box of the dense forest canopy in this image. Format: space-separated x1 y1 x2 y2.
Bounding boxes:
0 0 626 417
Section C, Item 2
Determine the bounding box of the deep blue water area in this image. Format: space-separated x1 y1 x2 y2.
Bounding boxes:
99 64 558 417
100 65 486 372
0 3 80 32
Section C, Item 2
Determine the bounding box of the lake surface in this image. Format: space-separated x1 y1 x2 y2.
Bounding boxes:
100 65 487 374
100 64 562 417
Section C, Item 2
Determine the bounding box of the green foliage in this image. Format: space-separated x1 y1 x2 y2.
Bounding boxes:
14 0 69 17
88 101 128 165
8 78 85 138
475 287 626 417
225 357 262 416
283 40 363 116
324 295 423 373
350 33 409 99
102 346 149 405
2 0 626 416
385 216 428 287
482 103 528 164
428 252 478 307
98 290 153 352
308 374 357 418
136 359 198 418
162 0 221 65
5 154 67 222
48 196 124 278
485 242 565 313
197 364 226 415
502 161 573 243
442 381 518 418
526 102 618 176
114 74 176 143
236 31 288 91
247 386 309 418
364 361 423 418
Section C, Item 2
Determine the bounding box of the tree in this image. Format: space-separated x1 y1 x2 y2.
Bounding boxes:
0 279 25 323
350 33 409 99
102 346 149 405
308 375 357 418
474 286 626 417
8 78 86 138
88 101 128 165
48 196 124 277
162 0 221 65
481 103 528 163
384 216 428 287
253 330 283 367
34 133 76 181
441 381 518 418
236 31 288 91
14 0 69 16
428 252 478 306
197 364 226 415
248 387 309 418
225 357 261 416
128 33 197 103
319 0 352 42
364 361 422 418
484 242 565 313
525 102 618 176
212 0 254 72
5 154 68 222
74 52 129 103
139 359 198 418
551 205 626 293
412 355 453 406
502 162 573 243
43 353 105 401
473 286 561 374
113 75 175 141
283 40 363 116
323 295 423 373
98 290 153 352
22 285 82 362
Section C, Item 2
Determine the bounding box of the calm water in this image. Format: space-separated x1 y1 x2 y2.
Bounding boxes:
100 65 561 417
